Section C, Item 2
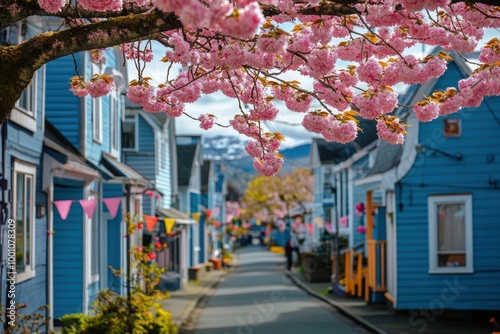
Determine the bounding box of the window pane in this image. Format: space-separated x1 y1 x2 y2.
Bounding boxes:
122 121 135 149
437 203 466 267
16 173 25 272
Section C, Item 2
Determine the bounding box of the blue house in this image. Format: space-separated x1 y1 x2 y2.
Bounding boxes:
309 120 377 250
44 46 146 326
122 103 194 287
356 50 500 312
0 17 48 321
176 135 205 272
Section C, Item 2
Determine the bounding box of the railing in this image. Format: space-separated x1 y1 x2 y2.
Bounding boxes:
343 242 367 298
367 240 387 293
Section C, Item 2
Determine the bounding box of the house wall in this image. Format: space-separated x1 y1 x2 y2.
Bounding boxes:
45 55 82 148
395 61 500 310
52 179 85 320
156 123 172 208
103 183 124 294
2 65 47 316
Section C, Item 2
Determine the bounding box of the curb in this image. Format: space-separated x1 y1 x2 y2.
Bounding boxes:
285 271 389 334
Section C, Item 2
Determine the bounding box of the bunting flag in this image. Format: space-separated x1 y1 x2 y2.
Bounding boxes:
213 207 220 217
145 190 154 197
340 216 349 227
103 197 122 219
307 223 314 235
192 212 200 223
324 222 333 233
164 218 175 234
315 217 323 229
144 215 158 232
54 200 73 220
205 210 212 220
79 199 97 219
256 219 261 226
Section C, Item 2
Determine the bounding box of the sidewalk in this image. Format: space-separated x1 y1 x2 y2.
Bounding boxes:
160 262 235 330
286 268 496 334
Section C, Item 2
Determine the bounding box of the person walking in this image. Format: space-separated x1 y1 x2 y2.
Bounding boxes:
285 240 293 271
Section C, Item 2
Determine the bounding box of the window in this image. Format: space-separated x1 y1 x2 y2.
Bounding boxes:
428 195 473 274
13 161 36 282
110 94 120 156
92 63 102 143
17 74 36 117
122 115 137 150
443 118 461 137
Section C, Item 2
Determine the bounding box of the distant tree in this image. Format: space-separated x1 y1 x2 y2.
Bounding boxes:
1 1 500 175
242 168 313 221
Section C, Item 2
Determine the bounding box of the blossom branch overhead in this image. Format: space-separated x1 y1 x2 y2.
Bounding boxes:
1 1 500 176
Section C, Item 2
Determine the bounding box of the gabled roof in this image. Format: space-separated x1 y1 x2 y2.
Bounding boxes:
315 118 378 165
125 100 168 127
176 136 201 187
44 121 101 178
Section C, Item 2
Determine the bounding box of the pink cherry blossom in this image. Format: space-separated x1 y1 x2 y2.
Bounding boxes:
376 119 405 145
414 102 439 122
322 117 358 144
198 114 215 130
86 74 115 98
38 0 66 13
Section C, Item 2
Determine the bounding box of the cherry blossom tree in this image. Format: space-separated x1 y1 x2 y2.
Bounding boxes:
242 168 313 222
1 0 500 176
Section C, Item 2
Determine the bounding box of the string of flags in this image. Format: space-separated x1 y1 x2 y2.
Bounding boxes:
53 197 201 236
53 197 122 220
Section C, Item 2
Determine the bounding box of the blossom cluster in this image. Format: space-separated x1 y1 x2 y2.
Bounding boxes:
57 0 500 176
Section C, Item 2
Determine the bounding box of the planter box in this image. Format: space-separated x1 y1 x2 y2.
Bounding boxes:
209 258 221 270
205 262 214 272
188 267 202 281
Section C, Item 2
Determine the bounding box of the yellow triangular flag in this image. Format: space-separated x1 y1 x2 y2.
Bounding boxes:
315 217 323 229
192 212 200 223
164 218 175 234
256 219 261 226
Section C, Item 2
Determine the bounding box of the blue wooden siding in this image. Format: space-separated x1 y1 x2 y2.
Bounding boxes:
157 127 172 208
395 61 500 310
104 184 123 293
53 180 84 319
45 54 82 148
4 71 47 315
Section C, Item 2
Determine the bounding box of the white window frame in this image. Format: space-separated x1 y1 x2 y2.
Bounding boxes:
12 160 36 283
428 194 473 274
11 70 39 133
122 114 137 151
110 92 120 157
86 193 100 284
91 63 102 143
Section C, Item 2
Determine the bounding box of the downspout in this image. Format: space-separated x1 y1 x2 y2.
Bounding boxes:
47 178 54 331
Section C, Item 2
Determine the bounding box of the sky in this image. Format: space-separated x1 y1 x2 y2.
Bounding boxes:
128 28 498 150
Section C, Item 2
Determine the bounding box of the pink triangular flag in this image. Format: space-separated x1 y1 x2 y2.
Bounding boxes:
307 223 313 235
54 200 73 220
103 197 122 219
324 223 333 233
79 199 97 219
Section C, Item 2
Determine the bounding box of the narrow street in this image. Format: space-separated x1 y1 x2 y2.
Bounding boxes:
181 245 371 334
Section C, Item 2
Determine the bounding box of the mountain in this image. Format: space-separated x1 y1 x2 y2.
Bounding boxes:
202 135 311 196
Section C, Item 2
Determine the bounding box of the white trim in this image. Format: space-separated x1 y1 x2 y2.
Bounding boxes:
92 63 103 143
109 92 120 157
355 173 383 186
428 194 473 274
12 160 37 283
10 71 38 133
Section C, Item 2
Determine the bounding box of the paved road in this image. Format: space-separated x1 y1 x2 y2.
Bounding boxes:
183 245 371 334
